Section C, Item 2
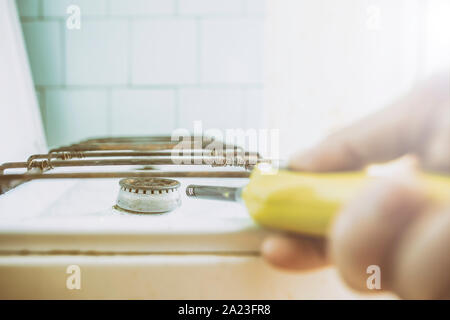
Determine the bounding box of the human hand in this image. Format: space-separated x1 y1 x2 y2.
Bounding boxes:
262 73 450 299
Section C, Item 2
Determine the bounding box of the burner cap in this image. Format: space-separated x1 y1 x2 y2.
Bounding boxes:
119 178 180 191
115 178 181 214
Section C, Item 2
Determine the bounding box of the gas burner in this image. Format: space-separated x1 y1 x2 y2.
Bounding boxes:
115 178 181 214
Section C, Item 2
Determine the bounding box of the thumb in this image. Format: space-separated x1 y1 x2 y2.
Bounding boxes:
288 103 411 171
289 138 364 172
289 73 449 172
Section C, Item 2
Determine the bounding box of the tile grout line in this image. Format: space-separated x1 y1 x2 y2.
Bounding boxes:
34 83 264 90
21 14 265 20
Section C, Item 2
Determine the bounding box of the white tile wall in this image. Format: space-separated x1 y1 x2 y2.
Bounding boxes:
44 90 108 146
16 0 39 17
21 21 63 86
179 88 245 130
132 19 197 85
110 0 175 16
17 0 265 147
66 20 129 85
179 0 243 15
243 88 263 129
111 89 176 135
200 19 263 83
244 0 266 15
43 0 108 16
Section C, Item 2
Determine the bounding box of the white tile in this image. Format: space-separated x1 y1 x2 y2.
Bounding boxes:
43 0 107 16
245 0 265 15
16 0 40 17
179 88 244 131
110 0 175 15
200 19 263 84
243 88 263 129
22 21 63 86
66 20 128 85
179 0 243 15
45 90 108 147
132 19 197 84
111 89 176 135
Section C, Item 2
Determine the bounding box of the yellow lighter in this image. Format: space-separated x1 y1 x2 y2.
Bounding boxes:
186 166 450 237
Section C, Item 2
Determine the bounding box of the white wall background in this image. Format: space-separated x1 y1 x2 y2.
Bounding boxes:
265 0 450 158
16 0 265 148
15 0 449 157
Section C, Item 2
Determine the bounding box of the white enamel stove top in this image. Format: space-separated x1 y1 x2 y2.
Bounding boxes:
0 168 393 299
0 173 267 253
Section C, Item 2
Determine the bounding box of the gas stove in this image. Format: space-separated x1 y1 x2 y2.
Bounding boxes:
0 136 385 299
0 136 262 252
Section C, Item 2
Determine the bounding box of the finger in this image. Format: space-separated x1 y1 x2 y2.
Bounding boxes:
290 74 449 172
391 205 450 299
289 137 366 172
261 234 328 271
329 178 429 292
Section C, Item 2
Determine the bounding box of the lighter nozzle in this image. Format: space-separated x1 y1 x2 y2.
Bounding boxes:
186 185 241 202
